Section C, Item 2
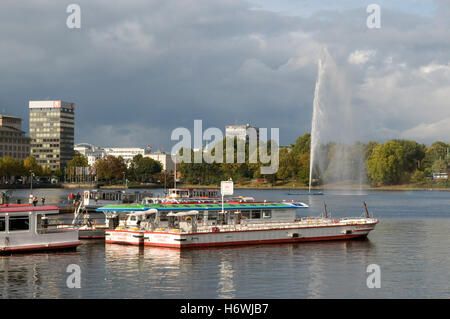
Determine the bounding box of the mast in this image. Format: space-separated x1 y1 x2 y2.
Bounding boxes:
323 202 329 219
174 155 177 189
363 201 370 218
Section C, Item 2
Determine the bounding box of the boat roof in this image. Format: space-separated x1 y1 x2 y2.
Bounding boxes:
97 201 308 212
0 204 59 214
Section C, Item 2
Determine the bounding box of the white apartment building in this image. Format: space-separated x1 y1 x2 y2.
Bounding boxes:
74 143 106 166
103 148 146 166
75 143 174 171
225 124 259 142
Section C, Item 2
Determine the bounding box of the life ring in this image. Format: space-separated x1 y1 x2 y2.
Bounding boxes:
186 216 193 222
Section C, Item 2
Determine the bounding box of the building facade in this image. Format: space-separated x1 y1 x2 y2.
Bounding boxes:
29 100 75 171
0 114 30 161
225 124 259 143
74 143 106 166
75 143 174 171
103 148 146 167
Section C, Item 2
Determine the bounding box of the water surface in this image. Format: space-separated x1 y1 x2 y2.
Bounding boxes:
1 188 449 298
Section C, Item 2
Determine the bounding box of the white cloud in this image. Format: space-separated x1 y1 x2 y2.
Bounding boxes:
347 50 376 65
401 117 450 142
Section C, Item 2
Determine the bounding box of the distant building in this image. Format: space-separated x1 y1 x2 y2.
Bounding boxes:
143 151 175 171
74 143 106 166
225 124 259 143
432 172 448 180
0 114 30 161
103 148 146 167
75 144 173 171
29 100 75 171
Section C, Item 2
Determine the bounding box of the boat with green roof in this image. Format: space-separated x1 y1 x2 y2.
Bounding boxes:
96 200 378 248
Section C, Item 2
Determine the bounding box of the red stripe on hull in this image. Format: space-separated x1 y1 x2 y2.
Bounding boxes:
0 241 81 253
142 234 368 249
79 236 105 239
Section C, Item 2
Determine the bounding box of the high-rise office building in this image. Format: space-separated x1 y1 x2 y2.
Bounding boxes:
29 100 75 171
0 114 30 161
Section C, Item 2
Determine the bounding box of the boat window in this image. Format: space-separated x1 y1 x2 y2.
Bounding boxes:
241 210 250 219
251 210 261 219
0 217 5 231
9 215 30 231
262 210 272 219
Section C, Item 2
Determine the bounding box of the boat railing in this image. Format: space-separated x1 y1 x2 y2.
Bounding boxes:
150 219 343 234
36 227 78 234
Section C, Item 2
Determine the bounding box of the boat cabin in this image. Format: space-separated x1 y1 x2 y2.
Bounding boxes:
168 188 219 199
0 204 80 253
99 201 306 233
83 190 152 208
120 209 159 229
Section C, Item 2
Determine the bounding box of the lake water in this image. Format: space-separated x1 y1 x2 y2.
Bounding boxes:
1 188 449 298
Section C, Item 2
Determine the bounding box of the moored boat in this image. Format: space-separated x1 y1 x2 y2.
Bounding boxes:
82 189 152 210
97 200 378 249
0 204 81 254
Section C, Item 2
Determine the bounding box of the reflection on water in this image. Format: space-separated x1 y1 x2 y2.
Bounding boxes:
1 189 450 298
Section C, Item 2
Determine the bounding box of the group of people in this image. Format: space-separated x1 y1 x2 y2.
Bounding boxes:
68 192 82 205
28 194 45 206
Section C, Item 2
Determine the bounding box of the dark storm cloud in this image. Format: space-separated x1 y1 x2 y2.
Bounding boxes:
0 0 449 149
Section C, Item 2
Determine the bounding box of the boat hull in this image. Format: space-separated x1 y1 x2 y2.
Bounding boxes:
105 222 377 249
79 228 106 239
0 241 81 254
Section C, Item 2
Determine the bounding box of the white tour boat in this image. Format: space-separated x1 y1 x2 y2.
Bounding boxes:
99 201 377 248
0 204 81 254
82 189 152 210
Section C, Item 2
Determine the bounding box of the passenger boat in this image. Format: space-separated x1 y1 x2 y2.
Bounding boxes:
82 189 152 210
97 200 378 249
167 188 219 199
0 204 81 254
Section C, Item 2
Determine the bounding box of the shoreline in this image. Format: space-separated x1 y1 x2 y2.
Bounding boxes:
174 183 450 192
3 183 448 192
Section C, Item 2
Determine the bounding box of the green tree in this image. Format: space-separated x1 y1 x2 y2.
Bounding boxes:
391 139 426 172
410 169 428 185
129 156 163 182
94 156 127 183
423 142 448 170
68 152 89 168
291 133 311 156
296 153 310 185
367 141 405 185
24 156 43 176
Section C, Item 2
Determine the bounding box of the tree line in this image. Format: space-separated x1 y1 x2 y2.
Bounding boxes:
67 153 165 184
0 153 165 185
0 156 54 183
1 135 448 187
177 134 450 187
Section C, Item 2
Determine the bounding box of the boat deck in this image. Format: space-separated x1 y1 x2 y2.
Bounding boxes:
115 217 378 235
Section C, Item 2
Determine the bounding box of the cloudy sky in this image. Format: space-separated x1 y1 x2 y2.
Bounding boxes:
0 0 449 150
